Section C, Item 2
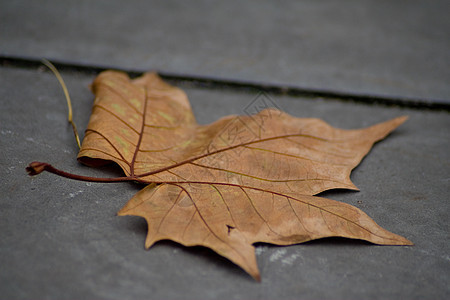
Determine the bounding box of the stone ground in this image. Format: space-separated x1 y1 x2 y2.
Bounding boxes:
1 1 449 299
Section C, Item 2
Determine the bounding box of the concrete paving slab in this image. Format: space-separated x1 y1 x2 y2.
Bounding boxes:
1 0 449 103
1 66 449 299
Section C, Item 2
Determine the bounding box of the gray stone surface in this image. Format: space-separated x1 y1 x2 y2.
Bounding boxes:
1 0 449 102
1 66 449 299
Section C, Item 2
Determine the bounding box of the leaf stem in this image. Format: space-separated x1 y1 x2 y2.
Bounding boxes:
26 161 139 183
42 59 81 149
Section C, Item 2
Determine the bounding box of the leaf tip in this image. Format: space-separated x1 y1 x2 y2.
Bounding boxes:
116 207 127 216
383 229 413 246
253 273 262 282
393 115 409 127
398 236 414 246
145 236 156 250
386 115 409 132
377 232 414 246
348 182 360 192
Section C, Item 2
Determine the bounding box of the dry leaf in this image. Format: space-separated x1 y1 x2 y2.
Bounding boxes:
28 71 412 281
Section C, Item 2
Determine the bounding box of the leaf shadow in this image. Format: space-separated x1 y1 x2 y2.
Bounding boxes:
80 162 147 192
258 237 373 248
316 188 360 202
122 216 253 281
156 241 252 280
122 216 373 282
80 162 127 178
302 237 373 246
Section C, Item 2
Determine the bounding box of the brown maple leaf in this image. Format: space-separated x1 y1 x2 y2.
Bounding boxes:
27 71 412 281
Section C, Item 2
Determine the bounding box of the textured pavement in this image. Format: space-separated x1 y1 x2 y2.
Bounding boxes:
1 1 449 299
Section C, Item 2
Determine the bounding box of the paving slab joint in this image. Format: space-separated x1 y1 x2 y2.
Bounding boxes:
2 54 449 111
